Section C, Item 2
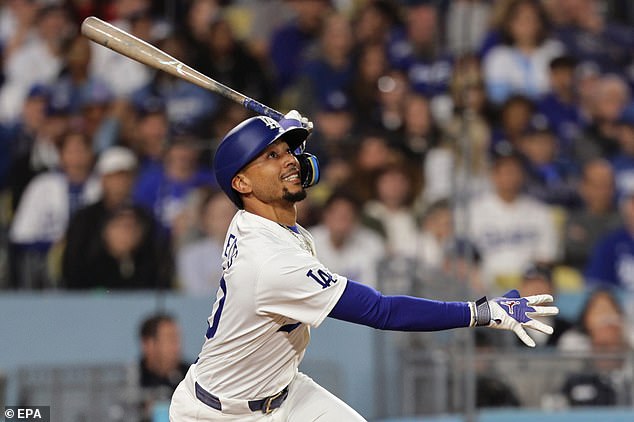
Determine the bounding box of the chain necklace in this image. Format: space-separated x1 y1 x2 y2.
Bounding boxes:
279 224 314 255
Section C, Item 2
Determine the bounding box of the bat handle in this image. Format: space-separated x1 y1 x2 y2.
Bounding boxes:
243 98 284 122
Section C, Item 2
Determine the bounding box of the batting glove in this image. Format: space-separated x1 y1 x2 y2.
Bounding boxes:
470 289 559 347
280 109 314 133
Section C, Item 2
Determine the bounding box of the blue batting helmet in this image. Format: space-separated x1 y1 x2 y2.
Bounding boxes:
214 116 310 208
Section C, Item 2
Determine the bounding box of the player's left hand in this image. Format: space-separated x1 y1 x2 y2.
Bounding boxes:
482 289 559 347
280 109 313 133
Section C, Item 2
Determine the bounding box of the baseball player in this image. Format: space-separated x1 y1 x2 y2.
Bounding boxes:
169 111 559 421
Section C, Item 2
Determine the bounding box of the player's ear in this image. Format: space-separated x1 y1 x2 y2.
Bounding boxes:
232 173 252 195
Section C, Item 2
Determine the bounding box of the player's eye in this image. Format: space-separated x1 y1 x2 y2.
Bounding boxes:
267 151 279 159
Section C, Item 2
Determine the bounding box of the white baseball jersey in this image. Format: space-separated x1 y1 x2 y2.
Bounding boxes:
194 210 348 401
467 193 558 287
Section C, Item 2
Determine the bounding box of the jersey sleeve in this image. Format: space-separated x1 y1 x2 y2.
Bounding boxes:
254 249 348 327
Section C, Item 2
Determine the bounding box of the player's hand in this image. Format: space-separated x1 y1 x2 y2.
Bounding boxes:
280 109 313 132
477 289 559 347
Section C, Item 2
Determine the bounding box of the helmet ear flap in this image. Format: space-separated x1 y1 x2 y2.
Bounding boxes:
296 153 320 188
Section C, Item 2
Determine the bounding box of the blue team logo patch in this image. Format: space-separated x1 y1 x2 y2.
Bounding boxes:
306 268 337 289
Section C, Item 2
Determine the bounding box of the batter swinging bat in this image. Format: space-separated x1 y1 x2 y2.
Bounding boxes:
81 16 285 121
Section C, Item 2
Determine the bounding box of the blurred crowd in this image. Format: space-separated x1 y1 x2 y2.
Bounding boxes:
2 0 634 357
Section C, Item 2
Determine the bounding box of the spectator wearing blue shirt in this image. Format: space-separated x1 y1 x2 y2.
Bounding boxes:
585 186 634 292
517 116 578 208
269 0 331 91
133 137 215 233
295 13 355 115
386 0 453 99
611 106 634 199
132 35 218 138
537 55 584 158
554 0 634 89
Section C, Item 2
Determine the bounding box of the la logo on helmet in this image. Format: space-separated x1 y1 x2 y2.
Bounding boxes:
258 116 280 131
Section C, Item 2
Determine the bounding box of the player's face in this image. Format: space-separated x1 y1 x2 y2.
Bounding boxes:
238 140 306 205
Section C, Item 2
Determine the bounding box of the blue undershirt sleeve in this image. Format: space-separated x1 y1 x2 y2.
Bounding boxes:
328 280 472 331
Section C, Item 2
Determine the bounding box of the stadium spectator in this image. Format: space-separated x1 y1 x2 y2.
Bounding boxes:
398 93 439 162
310 191 385 288
572 74 630 166
131 35 218 138
554 0 634 87
467 152 558 292
559 287 632 406
9 131 100 288
130 100 170 173
365 164 419 258
138 314 189 420
585 183 634 291
611 107 634 198
536 55 584 157
563 159 620 270
177 190 235 296
0 4 72 124
269 0 331 91
416 199 453 271
196 18 273 109
482 0 563 104
349 42 388 124
518 117 578 207
133 137 215 233
490 95 535 156
62 146 170 290
445 0 491 56
387 0 452 100
294 13 354 115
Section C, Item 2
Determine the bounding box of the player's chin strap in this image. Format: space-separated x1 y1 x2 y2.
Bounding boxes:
296 152 320 188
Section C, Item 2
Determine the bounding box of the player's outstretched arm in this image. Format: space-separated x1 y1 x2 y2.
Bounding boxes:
328 281 558 347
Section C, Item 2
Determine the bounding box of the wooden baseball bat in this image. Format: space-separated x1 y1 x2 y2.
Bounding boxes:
81 16 285 121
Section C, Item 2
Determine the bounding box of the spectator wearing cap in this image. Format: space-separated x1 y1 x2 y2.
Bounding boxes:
1 84 48 191
133 137 216 234
305 90 356 191
610 106 634 199
482 0 563 104
0 5 72 124
131 36 218 138
63 146 171 289
310 190 385 288
9 131 100 288
585 182 634 292
518 115 578 207
536 55 585 157
572 74 630 166
563 159 620 271
518 263 572 346
467 152 558 293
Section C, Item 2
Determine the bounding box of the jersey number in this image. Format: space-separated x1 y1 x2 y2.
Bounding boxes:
206 278 227 339
306 269 337 289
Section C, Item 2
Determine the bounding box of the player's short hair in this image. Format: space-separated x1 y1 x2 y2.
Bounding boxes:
139 313 176 340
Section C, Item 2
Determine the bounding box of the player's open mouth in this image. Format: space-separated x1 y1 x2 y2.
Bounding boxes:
282 171 300 183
